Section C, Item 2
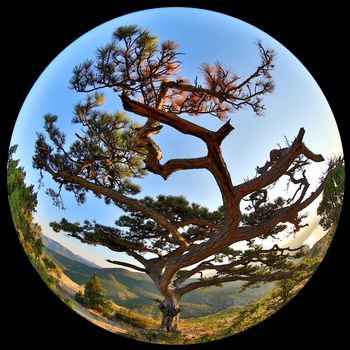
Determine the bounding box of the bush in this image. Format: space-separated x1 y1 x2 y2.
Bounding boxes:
35 261 56 287
113 310 150 328
33 238 43 258
42 256 56 270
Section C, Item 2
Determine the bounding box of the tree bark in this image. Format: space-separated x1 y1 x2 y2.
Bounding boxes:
158 291 181 332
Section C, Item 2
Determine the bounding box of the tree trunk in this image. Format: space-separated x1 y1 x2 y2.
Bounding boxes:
158 294 181 332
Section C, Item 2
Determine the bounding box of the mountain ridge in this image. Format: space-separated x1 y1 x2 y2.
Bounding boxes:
42 235 101 268
46 248 273 318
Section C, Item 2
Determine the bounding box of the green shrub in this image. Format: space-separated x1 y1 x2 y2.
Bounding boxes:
75 274 113 316
114 310 149 328
42 256 56 270
36 261 56 287
33 238 43 258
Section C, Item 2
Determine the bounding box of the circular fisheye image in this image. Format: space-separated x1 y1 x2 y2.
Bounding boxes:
7 7 344 344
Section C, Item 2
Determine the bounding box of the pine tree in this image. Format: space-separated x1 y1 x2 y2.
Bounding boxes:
33 25 342 331
77 274 111 314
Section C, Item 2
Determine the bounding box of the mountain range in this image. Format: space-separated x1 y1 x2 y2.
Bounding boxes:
43 227 333 319
45 245 273 318
42 235 101 269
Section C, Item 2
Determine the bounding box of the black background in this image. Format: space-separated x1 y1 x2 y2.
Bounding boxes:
2 1 347 347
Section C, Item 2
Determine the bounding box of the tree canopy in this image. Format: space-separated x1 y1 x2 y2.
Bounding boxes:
32 25 341 331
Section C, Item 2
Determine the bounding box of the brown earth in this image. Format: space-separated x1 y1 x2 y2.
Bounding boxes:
55 271 131 336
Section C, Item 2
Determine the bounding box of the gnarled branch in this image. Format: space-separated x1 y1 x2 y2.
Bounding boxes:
121 94 214 142
146 155 210 181
177 270 296 296
37 156 189 249
173 244 302 287
234 128 324 199
106 259 147 273
122 94 237 221
237 173 329 241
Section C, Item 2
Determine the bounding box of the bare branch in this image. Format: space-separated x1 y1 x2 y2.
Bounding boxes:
173 259 216 286
177 270 295 296
121 94 213 142
134 118 212 180
234 42 275 90
236 173 329 241
106 259 147 273
214 120 235 145
173 243 302 287
234 128 324 199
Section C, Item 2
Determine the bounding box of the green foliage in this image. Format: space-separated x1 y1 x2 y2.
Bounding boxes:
76 274 113 315
42 256 57 271
7 145 38 241
7 146 60 293
317 157 345 230
84 274 106 308
68 24 274 119
33 238 43 258
115 195 225 252
33 93 146 209
70 25 179 104
113 309 158 328
35 259 56 287
48 194 225 254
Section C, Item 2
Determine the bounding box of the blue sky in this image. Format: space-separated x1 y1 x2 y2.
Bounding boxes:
10 8 343 267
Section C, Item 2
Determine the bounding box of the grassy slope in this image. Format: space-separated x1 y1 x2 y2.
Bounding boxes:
43 227 337 344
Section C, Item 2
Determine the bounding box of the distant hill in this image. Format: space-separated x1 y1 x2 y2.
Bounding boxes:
47 249 273 318
42 235 101 268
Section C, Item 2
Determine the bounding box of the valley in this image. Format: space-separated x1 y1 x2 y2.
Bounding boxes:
46 244 272 318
